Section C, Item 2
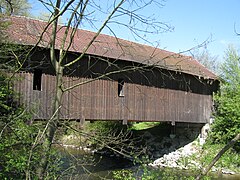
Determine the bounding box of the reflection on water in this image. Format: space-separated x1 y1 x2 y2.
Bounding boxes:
57 145 133 179
57 146 240 180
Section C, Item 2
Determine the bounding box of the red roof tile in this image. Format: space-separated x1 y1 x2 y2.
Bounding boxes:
5 16 217 79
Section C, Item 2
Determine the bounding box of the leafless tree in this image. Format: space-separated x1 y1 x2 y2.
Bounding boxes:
190 47 220 75
28 0 172 179
0 0 30 16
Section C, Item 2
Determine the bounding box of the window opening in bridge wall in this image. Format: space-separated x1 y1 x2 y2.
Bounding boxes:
33 69 42 91
118 79 125 97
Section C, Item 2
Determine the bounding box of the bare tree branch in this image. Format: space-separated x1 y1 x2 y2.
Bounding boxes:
234 22 240 36
64 0 126 67
196 133 240 180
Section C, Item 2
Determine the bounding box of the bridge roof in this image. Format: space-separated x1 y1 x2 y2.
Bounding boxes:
5 16 217 80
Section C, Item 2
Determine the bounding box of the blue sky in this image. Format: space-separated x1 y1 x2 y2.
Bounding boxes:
158 0 240 61
29 0 240 62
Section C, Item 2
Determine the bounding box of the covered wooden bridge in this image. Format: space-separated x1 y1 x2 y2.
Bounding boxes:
6 16 219 124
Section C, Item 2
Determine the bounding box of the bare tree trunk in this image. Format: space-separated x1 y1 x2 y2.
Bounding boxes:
36 62 64 179
196 133 240 180
49 61 64 143
32 0 172 178
36 0 63 178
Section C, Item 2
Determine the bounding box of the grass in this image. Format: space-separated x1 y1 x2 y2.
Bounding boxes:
130 122 161 130
183 141 240 174
201 143 240 173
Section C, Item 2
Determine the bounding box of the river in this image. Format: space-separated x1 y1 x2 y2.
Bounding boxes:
57 146 132 179
57 146 240 180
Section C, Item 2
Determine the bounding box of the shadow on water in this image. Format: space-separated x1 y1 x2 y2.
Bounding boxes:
57 145 133 179
57 146 240 180
56 123 240 179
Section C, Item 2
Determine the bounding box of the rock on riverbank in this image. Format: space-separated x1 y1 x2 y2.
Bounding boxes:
138 123 238 175
147 135 238 175
149 140 201 170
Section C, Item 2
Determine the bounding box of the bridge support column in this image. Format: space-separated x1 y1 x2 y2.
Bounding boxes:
171 121 176 137
122 119 128 125
80 116 85 127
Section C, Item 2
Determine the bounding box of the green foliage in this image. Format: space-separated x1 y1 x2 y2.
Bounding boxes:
0 72 62 179
88 121 128 141
0 16 40 177
87 121 128 149
0 71 36 178
113 169 136 180
221 46 240 87
113 145 240 180
0 42 28 112
0 20 61 178
209 46 240 150
114 154 204 180
113 167 211 180
130 122 160 130
87 121 146 159
0 14 10 41
211 90 240 145
0 56 61 179
0 73 12 114
0 111 37 179
200 143 240 173
0 43 32 70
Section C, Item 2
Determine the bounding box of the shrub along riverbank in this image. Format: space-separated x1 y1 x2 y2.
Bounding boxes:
58 121 239 179
112 122 240 180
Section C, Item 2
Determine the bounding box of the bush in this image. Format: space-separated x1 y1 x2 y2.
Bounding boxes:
87 121 129 145
0 110 40 179
211 89 240 144
0 72 62 179
210 46 240 150
0 72 41 178
113 167 211 180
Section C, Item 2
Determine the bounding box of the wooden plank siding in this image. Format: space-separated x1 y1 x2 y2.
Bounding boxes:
6 16 219 124
13 72 213 123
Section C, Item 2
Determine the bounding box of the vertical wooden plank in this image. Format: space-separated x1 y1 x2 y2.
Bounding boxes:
12 71 214 124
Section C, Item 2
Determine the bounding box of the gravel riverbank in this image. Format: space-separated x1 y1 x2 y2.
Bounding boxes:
147 133 238 175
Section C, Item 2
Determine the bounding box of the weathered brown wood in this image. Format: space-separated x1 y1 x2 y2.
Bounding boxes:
13 70 215 123
7 16 219 124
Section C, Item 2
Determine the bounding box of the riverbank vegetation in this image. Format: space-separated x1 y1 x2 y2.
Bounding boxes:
209 46 240 150
112 124 240 180
112 46 240 179
1 44 240 178
198 142 240 173
0 71 64 179
0 1 239 179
